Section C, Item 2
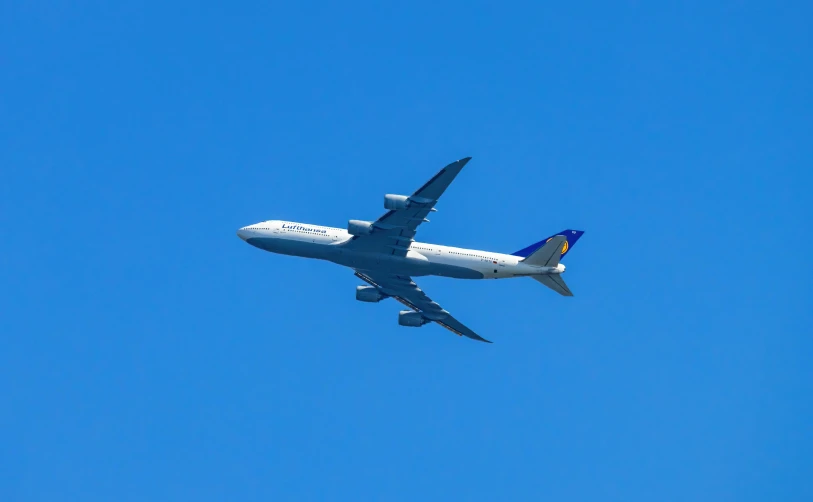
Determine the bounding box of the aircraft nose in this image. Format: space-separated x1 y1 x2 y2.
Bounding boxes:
237 227 250 241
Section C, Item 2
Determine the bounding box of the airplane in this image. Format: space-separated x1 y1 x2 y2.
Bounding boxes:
237 157 584 343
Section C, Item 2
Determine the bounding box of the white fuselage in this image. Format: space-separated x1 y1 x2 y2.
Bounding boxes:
237 220 564 279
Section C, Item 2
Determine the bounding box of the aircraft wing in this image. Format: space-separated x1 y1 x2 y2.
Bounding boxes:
355 271 492 343
346 157 470 256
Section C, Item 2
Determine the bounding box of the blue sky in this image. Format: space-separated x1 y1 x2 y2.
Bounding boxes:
2 1 811 500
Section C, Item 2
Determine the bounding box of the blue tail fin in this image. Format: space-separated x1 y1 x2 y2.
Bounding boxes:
511 229 585 259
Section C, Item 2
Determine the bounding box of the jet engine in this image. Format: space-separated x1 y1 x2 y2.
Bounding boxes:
356 285 386 303
398 310 429 327
347 219 374 236
384 194 411 210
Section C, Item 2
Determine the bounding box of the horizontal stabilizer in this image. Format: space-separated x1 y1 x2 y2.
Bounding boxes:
523 235 567 267
533 274 574 296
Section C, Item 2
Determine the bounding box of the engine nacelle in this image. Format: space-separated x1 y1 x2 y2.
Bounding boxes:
398 310 429 327
347 219 374 236
356 285 386 303
384 194 411 210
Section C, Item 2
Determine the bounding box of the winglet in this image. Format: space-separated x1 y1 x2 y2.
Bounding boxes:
436 319 492 343
412 157 471 200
